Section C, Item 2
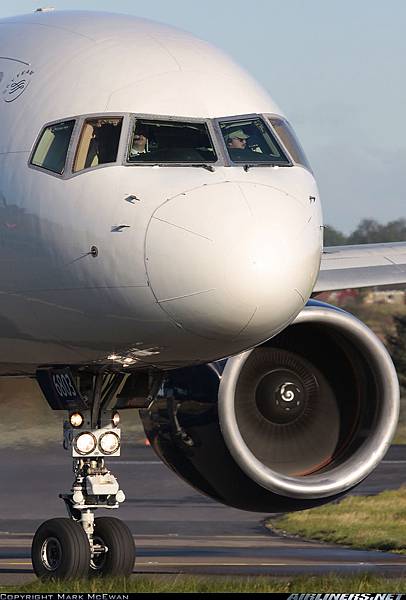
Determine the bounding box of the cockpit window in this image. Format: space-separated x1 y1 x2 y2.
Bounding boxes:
73 117 123 172
219 117 290 165
268 117 312 172
127 119 217 163
31 120 75 175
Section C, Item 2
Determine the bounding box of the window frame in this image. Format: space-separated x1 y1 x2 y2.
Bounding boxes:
28 112 307 178
214 113 293 168
28 113 129 179
266 113 313 173
28 118 79 178
124 113 222 168
72 114 127 175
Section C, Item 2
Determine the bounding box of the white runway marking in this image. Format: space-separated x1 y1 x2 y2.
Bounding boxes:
135 564 406 568
109 461 163 465
111 459 406 466
2 560 406 568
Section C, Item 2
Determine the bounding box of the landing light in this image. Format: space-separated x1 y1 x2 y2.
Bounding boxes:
99 431 120 454
74 432 97 455
69 412 84 428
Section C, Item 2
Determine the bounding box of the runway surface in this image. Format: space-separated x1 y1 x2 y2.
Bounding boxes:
0 442 406 584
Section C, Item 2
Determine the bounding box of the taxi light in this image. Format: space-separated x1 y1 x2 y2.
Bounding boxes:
99 431 120 455
74 432 97 455
70 412 84 428
112 411 120 426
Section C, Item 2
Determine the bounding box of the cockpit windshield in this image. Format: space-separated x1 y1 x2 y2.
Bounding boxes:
219 117 290 165
127 119 217 163
268 116 312 172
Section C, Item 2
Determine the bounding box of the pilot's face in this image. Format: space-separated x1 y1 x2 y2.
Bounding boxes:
228 136 247 149
133 133 147 151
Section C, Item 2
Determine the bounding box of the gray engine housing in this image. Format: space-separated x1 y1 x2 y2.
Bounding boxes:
140 301 399 512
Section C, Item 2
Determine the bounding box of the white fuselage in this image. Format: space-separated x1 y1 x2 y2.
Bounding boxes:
0 11 322 374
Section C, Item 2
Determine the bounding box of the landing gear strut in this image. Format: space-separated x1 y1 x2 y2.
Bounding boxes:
32 368 140 580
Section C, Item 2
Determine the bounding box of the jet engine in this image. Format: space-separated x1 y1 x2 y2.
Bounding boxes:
140 300 399 512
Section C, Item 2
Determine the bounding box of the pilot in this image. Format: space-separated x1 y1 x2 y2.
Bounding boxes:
225 128 267 162
225 128 250 150
130 125 149 156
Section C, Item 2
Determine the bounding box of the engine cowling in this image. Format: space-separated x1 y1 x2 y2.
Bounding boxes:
140 300 399 512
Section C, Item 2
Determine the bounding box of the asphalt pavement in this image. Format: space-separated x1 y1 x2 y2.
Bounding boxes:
0 442 405 584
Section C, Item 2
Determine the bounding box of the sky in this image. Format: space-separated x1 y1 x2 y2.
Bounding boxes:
1 0 405 233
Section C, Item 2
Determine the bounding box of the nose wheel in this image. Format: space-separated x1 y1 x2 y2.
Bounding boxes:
31 518 91 580
31 516 135 580
90 517 135 577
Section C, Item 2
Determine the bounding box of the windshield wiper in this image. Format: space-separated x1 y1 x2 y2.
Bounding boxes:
191 164 215 172
243 163 281 171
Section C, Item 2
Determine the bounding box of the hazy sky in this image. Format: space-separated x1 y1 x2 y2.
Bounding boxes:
1 1 405 233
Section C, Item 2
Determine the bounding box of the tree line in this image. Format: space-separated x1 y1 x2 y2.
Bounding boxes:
324 218 406 246
389 316 406 397
323 217 406 396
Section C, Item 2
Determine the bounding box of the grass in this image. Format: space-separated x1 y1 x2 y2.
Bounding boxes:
3 574 406 593
393 419 406 444
268 486 406 554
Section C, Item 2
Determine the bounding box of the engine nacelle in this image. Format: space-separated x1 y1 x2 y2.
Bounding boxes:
140 301 399 512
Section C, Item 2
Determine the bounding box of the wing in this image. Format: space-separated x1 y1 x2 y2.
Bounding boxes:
314 241 406 293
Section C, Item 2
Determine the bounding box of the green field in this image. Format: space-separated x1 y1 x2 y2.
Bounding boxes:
268 487 406 554
2 574 406 593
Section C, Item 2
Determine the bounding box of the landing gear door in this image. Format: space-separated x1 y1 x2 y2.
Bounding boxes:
37 367 88 411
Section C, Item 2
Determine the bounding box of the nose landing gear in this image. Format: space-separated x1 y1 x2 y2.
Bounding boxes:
32 368 138 580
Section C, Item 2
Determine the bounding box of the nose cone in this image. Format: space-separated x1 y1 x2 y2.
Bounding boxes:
145 182 321 344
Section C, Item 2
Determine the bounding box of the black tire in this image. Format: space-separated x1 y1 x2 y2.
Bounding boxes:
90 517 135 577
31 517 90 580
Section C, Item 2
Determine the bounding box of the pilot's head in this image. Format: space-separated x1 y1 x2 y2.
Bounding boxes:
133 125 148 153
226 128 249 149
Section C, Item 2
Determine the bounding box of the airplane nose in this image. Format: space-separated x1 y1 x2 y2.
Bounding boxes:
145 181 321 343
